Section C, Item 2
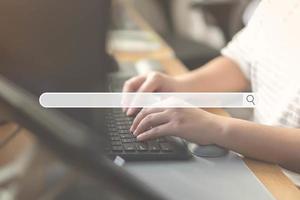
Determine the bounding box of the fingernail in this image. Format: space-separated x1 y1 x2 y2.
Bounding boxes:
130 125 136 133
136 135 143 141
133 131 137 136
127 109 133 116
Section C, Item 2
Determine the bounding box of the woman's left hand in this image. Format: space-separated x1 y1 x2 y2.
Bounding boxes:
130 107 225 145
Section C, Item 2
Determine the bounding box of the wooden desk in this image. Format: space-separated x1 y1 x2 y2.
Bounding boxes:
111 0 174 62
111 1 300 199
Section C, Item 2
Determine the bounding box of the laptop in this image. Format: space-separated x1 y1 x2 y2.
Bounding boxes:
0 0 191 161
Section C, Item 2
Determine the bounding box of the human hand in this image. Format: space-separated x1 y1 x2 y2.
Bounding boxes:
122 72 186 116
130 106 224 145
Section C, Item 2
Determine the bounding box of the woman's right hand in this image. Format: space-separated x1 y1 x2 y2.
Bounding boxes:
122 72 186 116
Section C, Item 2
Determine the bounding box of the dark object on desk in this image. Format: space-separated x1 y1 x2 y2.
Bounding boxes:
189 143 228 158
0 75 167 200
0 0 190 161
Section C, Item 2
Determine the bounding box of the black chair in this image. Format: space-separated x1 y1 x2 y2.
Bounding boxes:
148 0 251 70
190 0 252 42
156 0 219 69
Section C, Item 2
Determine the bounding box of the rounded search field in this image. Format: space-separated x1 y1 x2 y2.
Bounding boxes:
40 92 258 108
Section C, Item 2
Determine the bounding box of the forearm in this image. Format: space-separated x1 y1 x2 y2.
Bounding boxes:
214 116 300 173
176 56 250 92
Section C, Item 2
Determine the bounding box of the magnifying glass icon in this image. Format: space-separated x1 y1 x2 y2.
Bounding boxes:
246 94 255 105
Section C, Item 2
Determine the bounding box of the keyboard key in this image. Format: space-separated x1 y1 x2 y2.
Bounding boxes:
120 134 134 139
111 136 120 141
137 143 148 152
119 130 129 134
122 138 133 143
119 125 129 130
112 146 123 152
123 144 136 152
148 142 160 152
108 132 119 137
111 141 122 146
108 127 118 132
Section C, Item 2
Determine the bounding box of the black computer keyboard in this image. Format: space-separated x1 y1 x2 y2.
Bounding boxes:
105 109 191 161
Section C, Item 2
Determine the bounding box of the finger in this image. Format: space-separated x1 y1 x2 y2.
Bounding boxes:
122 76 145 112
130 107 165 132
137 123 171 141
137 75 159 93
126 77 158 116
126 105 140 116
133 111 169 136
122 75 146 93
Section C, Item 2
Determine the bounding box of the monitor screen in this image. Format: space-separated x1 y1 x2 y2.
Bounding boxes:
0 0 112 94
0 0 113 126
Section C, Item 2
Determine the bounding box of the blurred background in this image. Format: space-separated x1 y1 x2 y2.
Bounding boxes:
0 0 261 199
130 0 259 69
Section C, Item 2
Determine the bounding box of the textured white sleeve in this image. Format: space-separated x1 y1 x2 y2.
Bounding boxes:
221 28 253 80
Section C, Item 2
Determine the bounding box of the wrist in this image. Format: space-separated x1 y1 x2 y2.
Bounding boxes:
174 76 196 92
209 114 231 146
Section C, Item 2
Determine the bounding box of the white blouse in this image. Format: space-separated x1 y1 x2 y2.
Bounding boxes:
221 0 300 186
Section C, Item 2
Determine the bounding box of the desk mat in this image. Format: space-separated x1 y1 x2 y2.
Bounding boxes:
125 152 274 200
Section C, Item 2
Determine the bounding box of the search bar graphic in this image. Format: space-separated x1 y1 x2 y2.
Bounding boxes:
40 93 257 108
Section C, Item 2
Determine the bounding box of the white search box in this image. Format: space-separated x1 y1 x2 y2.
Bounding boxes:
40 93 257 108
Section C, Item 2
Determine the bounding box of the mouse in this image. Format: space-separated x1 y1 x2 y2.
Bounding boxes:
135 59 164 75
188 143 228 158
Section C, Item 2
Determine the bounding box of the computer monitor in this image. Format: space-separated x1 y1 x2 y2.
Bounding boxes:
0 0 116 126
0 1 166 199
0 0 115 93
